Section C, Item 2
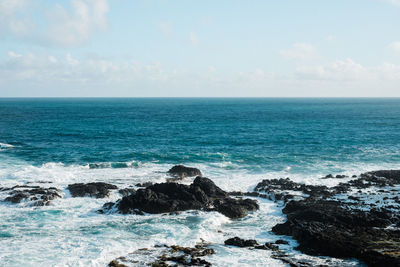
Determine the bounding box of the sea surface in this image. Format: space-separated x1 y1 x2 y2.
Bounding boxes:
1 98 400 266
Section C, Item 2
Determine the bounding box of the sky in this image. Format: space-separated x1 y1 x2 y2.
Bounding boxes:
0 0 400 97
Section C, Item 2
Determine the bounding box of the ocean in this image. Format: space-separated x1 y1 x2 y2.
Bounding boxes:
1 98 399 266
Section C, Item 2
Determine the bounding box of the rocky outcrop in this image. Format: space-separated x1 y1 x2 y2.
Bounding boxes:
67 182 118 198
118 188 136 197
272 199 400 266
108 242 215 267
103 177 258 219
2 185 61 206
224 237 258 247
260 170 400 267
223 237 319 266
167 165 202 179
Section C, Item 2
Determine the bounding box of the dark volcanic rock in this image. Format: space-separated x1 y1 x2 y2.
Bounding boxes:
118 188 136 197
224 236 315 266
224 237 258 247
108 242 214 267
135 182 153 187
167 165 202 179
3 185 61 206
105 177 258 219
254 170 400 266
214 198 259 219
272 197 400 266
67 182 118 198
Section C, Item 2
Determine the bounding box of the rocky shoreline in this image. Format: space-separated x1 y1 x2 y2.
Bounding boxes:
2 165 400 266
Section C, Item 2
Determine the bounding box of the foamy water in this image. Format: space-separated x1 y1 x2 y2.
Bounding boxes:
0 158 384 266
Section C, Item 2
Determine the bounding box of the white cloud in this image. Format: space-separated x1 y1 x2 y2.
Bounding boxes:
280 43 318 60
0 0 33 37
45 0 109 47
1 52 400 97
389 42 400 55
189 32 200 45
296 58 400 82
383 0 400 7
0 0 109 47
296 59 366 81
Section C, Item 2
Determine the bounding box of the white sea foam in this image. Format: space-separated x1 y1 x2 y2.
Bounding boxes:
0 158 394 266
0 142 14 150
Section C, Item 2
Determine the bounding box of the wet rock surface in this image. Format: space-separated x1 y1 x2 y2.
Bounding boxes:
103 176 258 219
118 188 136 197
167 165 202 179
254 170 400 266
108 242 215 267
67 182 118 198
223 237 321 267
1 185 62 206
224 237 258 247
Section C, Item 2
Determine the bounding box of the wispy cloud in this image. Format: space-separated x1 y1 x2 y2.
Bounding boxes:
0 0 109 47
383 0 400 7
389 41 400 54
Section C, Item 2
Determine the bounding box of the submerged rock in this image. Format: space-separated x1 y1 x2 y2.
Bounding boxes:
2 185 61 206
103 177 258 219
167 165 202 179
67 182 118 198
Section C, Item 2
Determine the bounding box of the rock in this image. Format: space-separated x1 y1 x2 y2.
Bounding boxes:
108 242 214 267
214 198 259 219
3 185 61 206
135 182 153 187
118 188 136 197
103 177 258 219
167 165 202 179
272 198 400 266
325 174 334 178
254 170 400 266
67 182 118 198
275 239 289 245
335 174 346 178
224 237 258 247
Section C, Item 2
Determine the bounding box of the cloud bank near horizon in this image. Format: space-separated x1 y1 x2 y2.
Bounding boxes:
0 0 399 97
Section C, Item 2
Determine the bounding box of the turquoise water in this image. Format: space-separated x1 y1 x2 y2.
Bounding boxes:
0 98 399 266
1 98 400 171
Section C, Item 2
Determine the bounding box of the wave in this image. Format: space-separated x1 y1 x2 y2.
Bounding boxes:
0 142 15 150
88 161 142 169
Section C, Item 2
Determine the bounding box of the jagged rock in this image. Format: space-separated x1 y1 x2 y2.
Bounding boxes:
275 239 289 245
135 182 153 187
214 198 259 219
2 185 61 206
118 188 136 197
272 189 400 266
108 242 214 267
167 165 202 179
103 177 258 219
67 182 118 198
224 237 258 247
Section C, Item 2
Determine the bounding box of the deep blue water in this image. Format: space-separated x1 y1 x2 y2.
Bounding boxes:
1 98 400 173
